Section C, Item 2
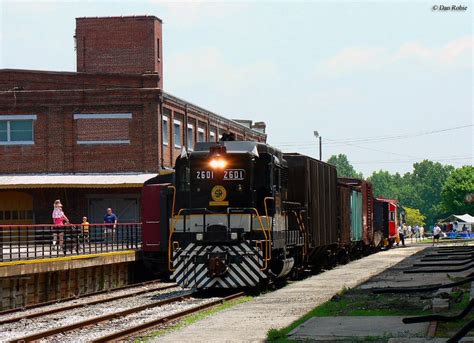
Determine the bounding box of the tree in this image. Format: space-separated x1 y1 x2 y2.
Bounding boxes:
410 160 454 226
404 207 426 227
326 154 363 179
441 166 474 215
367 170 398 199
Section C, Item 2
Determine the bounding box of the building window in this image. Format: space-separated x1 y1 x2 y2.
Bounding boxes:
174 119 182 148
157 38 160 61
162 116 169 146
187 124 194 151
197 128 205 142
210 130 216 142
0 115 36 145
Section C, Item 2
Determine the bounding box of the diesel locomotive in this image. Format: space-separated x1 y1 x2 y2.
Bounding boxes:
141 140 399 289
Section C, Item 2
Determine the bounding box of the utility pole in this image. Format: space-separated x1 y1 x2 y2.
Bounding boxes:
314 131 322 160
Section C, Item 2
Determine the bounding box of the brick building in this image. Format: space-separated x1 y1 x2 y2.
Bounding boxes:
0 16 266 225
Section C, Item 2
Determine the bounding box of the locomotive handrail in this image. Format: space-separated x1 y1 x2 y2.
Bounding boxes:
227 207 271 270
168 185 176 216
263 197 274 265
291 210 307 258
263 197 274 232
168 208 185 271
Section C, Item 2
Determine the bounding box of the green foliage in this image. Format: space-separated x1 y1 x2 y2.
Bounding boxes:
367 170 399 199
404 207 426 226
441 166 474 215
410 160 454 225
327 154 363 179
367 160 455 226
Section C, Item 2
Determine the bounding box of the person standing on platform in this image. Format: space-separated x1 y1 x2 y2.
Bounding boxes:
433 224 442 245
52 199 69 249
81 216 90 243
397 225 405 246
103 208 118 243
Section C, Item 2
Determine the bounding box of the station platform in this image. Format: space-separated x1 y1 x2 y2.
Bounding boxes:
0 250 137 277
0 223 143 310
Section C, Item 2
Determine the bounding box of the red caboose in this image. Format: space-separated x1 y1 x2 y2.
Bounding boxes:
374 198 398 246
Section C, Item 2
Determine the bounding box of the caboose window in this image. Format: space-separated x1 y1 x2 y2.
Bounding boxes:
390 211 395 221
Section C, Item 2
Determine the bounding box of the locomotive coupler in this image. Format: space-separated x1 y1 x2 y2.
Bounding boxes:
207 255 229 277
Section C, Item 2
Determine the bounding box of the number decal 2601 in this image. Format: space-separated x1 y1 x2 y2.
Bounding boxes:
196 170 214 179
224 169 245 180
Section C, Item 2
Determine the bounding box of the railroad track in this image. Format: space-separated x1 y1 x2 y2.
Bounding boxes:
0 282 177 325
10 291 245 342
0 278 168 317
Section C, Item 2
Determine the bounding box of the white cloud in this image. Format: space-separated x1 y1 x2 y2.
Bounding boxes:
317 36 473 76
151 1 248 29
166 46 278 94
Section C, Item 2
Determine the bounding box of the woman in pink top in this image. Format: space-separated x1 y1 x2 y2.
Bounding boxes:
52 199 68 248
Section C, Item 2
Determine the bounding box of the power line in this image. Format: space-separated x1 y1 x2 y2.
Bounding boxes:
272 124 473 148
351 157 473 165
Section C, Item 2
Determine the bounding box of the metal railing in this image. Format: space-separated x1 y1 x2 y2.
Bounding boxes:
0 223 142 262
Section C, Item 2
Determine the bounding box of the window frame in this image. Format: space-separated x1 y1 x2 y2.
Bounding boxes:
162 115 169 146
0 115 36 145
197 127 205 143
187 123 195 151
173 119 182 149
210 130 216 142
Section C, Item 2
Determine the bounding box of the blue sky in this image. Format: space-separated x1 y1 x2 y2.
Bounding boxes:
1 1 472 176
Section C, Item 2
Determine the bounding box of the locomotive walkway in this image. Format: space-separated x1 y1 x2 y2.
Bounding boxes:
155 246 427 342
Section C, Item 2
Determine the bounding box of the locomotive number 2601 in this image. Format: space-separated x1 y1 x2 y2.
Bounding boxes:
195 169 246 180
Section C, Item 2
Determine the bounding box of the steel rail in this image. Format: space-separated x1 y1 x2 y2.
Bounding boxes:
420 256 472 262
0 279 167 317
413 258 474 267
0 283 177 325
404 263 474 274
9 293 194 343
91 292 246 343
447 318 474 343
372 275 474 294
425 252 474 257
403 299 474 324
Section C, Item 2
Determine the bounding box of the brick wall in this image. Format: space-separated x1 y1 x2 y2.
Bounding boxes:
77 118 130 142
0 86 161 174
0 70 266 173
75 16 163 88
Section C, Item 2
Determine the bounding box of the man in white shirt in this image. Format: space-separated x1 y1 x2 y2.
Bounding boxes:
433 224 442 245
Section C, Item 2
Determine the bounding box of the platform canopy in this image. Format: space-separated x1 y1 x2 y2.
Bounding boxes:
0 173 158 189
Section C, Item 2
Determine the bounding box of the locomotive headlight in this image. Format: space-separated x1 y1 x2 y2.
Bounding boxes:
196 233 203 241
231 232 238 240
209 158 227 169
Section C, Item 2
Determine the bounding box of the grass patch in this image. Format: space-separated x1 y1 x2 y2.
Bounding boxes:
137 296 252 342
435 291 472 338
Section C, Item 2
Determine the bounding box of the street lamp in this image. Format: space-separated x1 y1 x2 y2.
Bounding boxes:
313 131 322 160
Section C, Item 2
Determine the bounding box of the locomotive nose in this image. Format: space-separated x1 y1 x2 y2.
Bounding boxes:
207 256 228 277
